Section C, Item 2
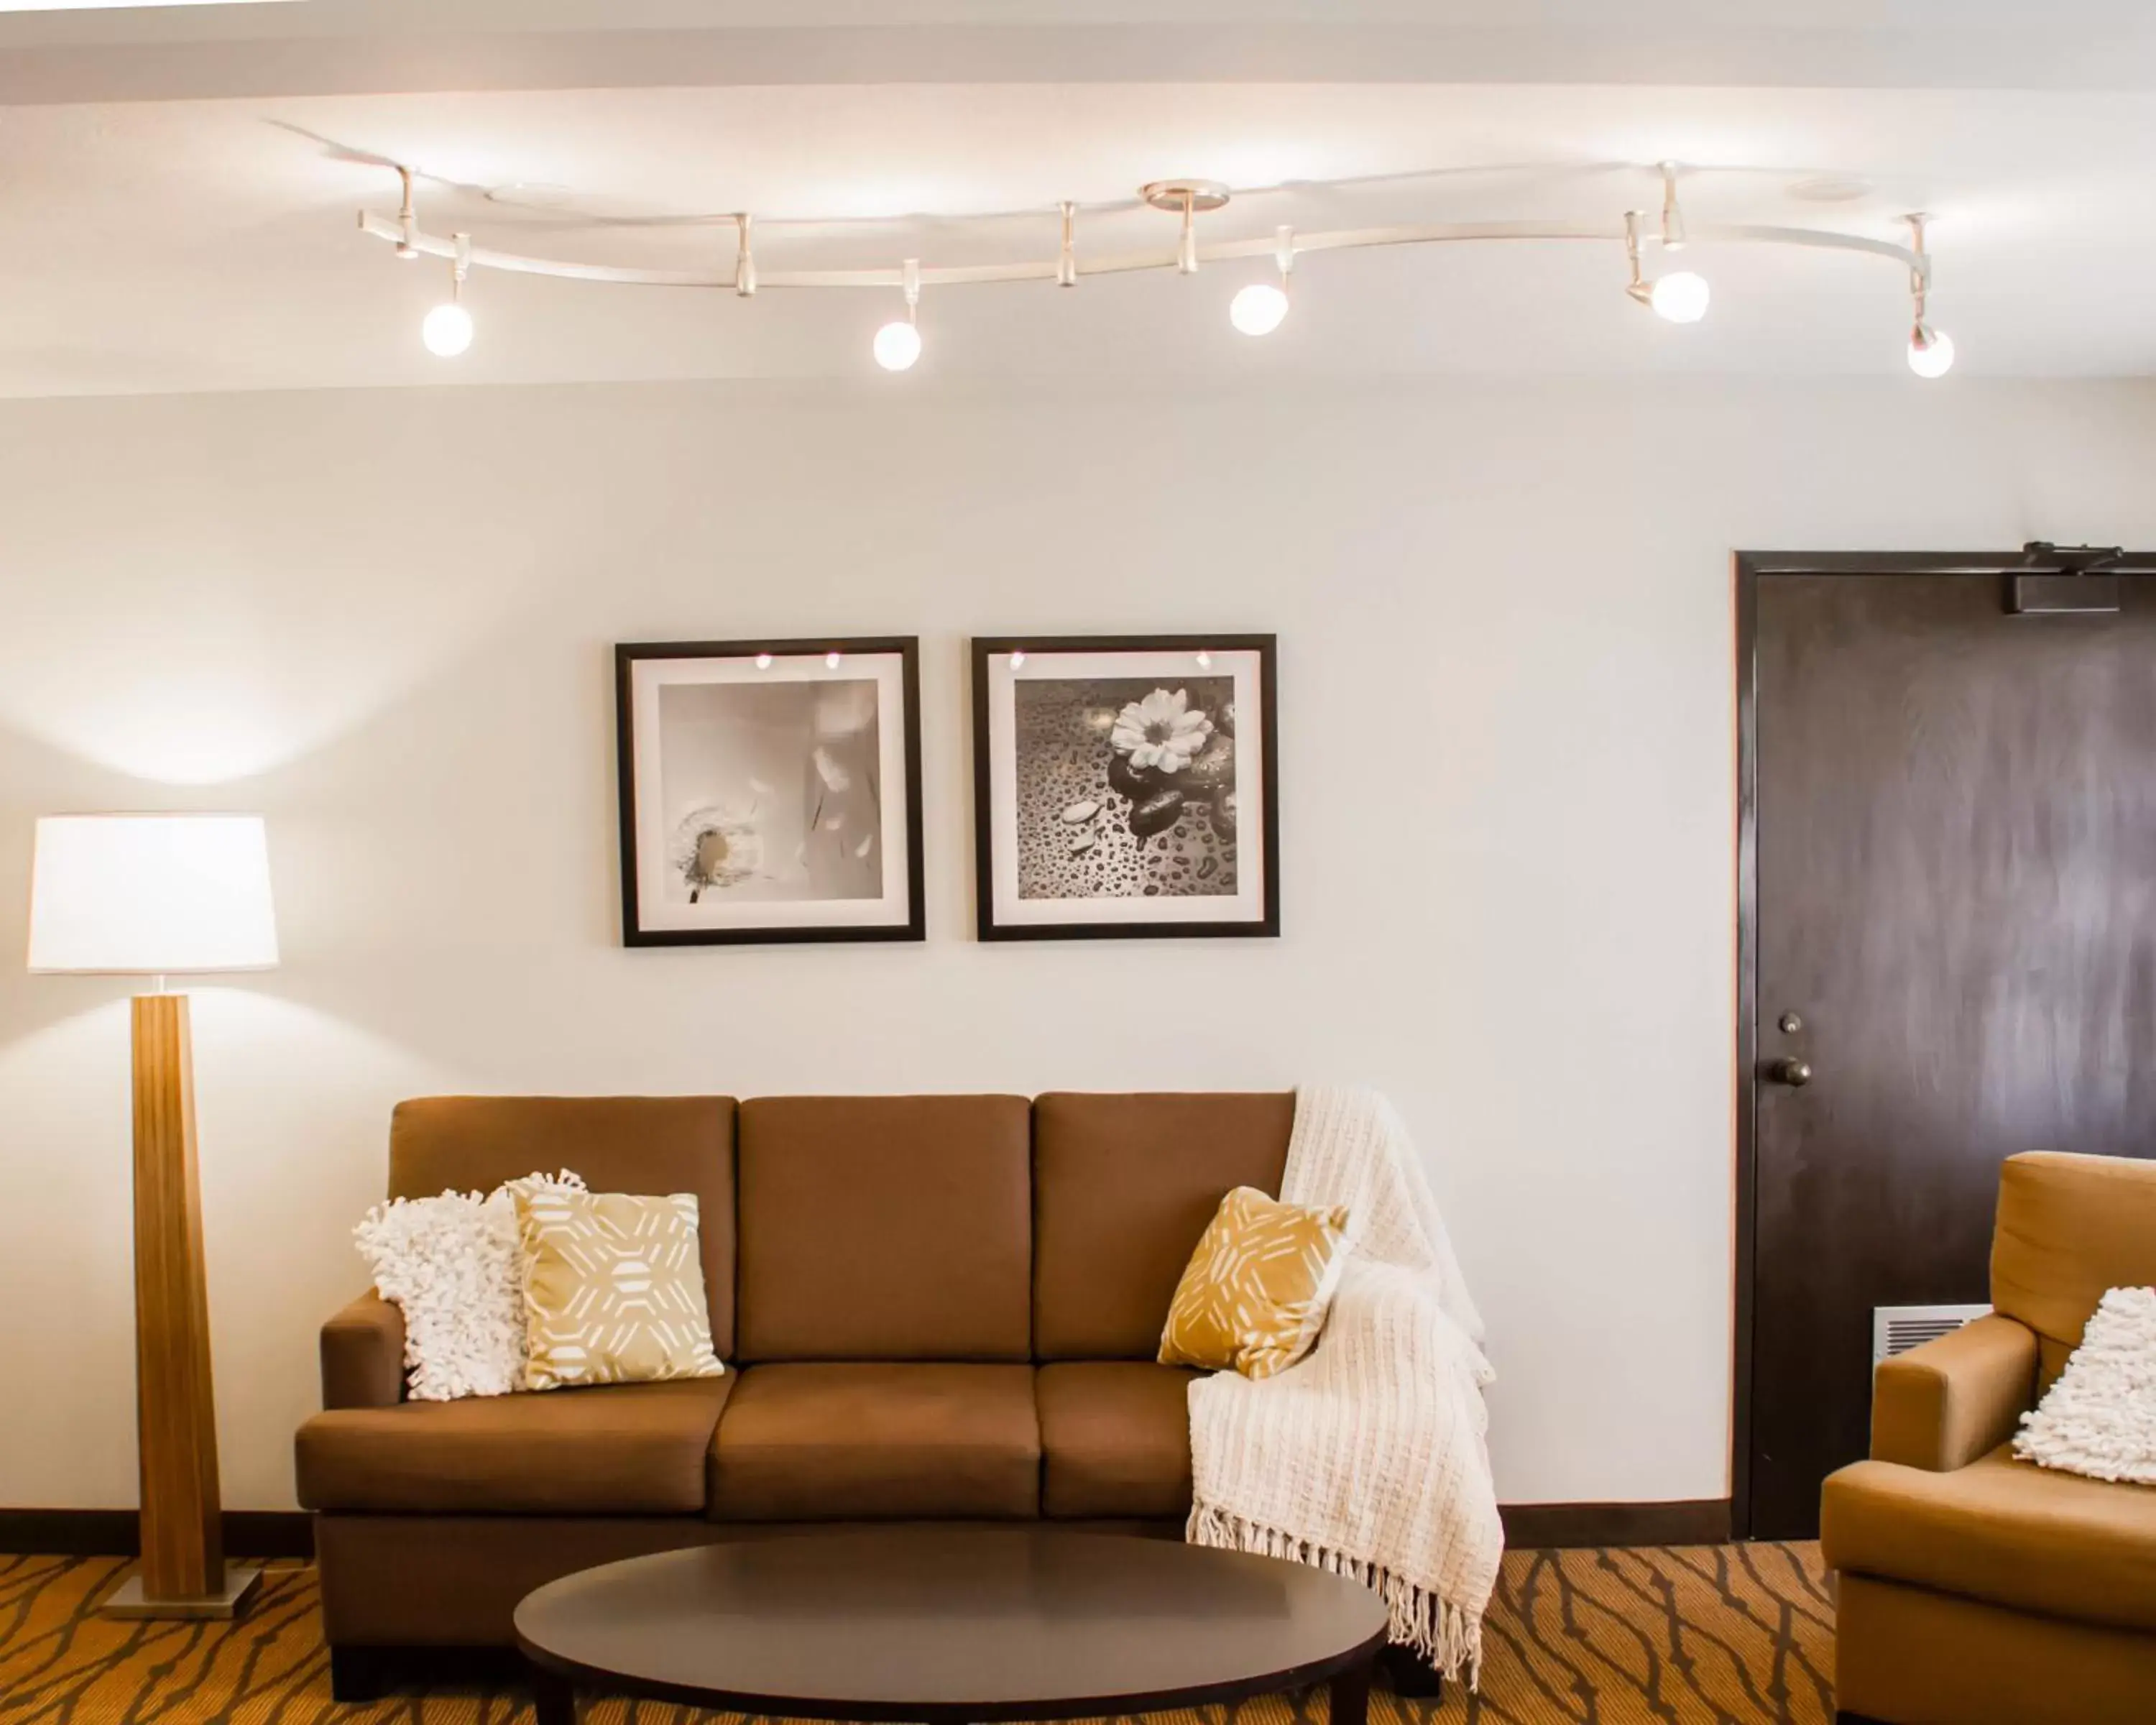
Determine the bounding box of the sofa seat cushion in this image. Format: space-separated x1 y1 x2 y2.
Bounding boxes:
709 1363 1039 1521
1036 1361 1197 1519
1822 1445 2156 1634
296 1378 731 1514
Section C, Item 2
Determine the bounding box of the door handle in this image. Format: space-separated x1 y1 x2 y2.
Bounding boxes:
1766 1057 1813 1088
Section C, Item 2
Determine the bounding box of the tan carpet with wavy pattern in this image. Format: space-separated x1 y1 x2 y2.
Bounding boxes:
0 1544 1833 1725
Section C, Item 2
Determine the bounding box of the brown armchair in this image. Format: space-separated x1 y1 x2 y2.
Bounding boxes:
1821 1151 2156 1725
320 1291 405 1411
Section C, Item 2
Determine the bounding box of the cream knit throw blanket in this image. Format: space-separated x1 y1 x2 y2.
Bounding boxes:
1185 1086 1502 1682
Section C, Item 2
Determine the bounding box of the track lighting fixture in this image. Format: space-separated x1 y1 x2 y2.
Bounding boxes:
1651 271 1711 324
873 258 922 371
1229 284 1287 336
422 300 473 357
1624 209 1710 324
1908 327 1955 380
361 165 1951 378
420 233 474 357
1229 226 1294 336
1649 163 1709 318
1903 214 1955 378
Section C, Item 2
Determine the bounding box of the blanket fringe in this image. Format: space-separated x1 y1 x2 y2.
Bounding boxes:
1187 1500 1484 1689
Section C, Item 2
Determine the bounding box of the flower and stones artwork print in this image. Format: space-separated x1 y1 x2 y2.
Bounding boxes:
616 640 924 945
972 636 1279 939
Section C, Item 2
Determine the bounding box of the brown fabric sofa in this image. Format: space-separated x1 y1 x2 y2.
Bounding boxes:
295 1091 1296 1697
1820 1151 2156 1725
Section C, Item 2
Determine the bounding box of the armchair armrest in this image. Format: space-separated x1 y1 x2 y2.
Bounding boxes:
1869 1312 2037 1472
321 1291 406 1409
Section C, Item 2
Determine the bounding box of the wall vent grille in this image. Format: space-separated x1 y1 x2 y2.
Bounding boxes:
1872 1303 1992 1369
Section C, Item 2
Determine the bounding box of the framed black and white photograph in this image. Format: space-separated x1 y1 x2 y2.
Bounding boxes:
616 639 924 945
970 634 1279 940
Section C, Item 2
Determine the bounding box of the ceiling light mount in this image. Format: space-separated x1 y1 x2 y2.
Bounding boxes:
1659 161 1689 252
734 213 757 298
1144 179 1230 275
395 165 418 260
1141 179 1231 216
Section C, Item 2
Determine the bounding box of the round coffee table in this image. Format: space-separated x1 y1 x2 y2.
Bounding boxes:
515 1527 1391 1725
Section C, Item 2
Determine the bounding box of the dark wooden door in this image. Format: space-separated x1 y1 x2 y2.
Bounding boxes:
1747 570 2156 1540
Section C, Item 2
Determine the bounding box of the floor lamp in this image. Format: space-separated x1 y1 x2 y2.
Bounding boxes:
27 814 280 1619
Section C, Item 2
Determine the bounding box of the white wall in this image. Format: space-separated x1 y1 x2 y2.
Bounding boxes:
3 375 2154 1514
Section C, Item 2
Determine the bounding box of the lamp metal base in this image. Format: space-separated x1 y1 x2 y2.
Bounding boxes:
102 1563 262 1621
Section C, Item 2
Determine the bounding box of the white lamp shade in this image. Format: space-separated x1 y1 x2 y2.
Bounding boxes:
27 814 280 975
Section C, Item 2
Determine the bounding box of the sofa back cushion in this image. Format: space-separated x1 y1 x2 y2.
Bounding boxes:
388 1095 737 1358
736 1095 1033 1362
1033 1092 1294 1360
1993 1149 2156 1388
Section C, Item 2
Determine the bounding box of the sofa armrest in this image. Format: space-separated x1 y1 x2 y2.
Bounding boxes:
321 1292 405 1409
1869 1312 2037 1472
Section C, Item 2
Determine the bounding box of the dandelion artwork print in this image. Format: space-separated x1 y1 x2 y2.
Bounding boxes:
971 635 1279 939
617 640 925 945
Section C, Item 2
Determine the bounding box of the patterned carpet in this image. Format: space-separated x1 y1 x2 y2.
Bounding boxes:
0 1544 1833 1725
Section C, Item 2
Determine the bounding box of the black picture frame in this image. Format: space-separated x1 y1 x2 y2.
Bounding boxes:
969 633 1281 941
615 638 926 947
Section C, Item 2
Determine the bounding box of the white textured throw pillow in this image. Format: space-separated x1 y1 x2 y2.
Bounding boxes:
2013 1285 2156 1484
353 1170 584 1402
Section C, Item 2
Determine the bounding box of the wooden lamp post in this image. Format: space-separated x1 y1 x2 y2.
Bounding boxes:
27 814 280 1619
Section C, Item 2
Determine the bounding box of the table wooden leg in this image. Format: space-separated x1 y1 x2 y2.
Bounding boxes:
530 1666 576 1725
1330 1653 1373 1725
1381 1641 1445 1701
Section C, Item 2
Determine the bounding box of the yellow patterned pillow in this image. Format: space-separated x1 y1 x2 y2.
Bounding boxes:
1158 1186 1351 1379
515 1188 724 1392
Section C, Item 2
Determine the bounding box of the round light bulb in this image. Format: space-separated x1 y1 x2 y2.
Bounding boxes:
1907 326 1955 379
1229 281 1289 336
1649 270 1710 325
421 300 474 357
824 650 843 669
755 652 774 670
872 320 921 372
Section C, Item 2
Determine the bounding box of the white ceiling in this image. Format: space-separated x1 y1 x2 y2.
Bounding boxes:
1 3 2154 396
6 3 2156 97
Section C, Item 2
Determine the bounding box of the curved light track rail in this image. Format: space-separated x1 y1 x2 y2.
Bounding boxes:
357 210 1927 292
